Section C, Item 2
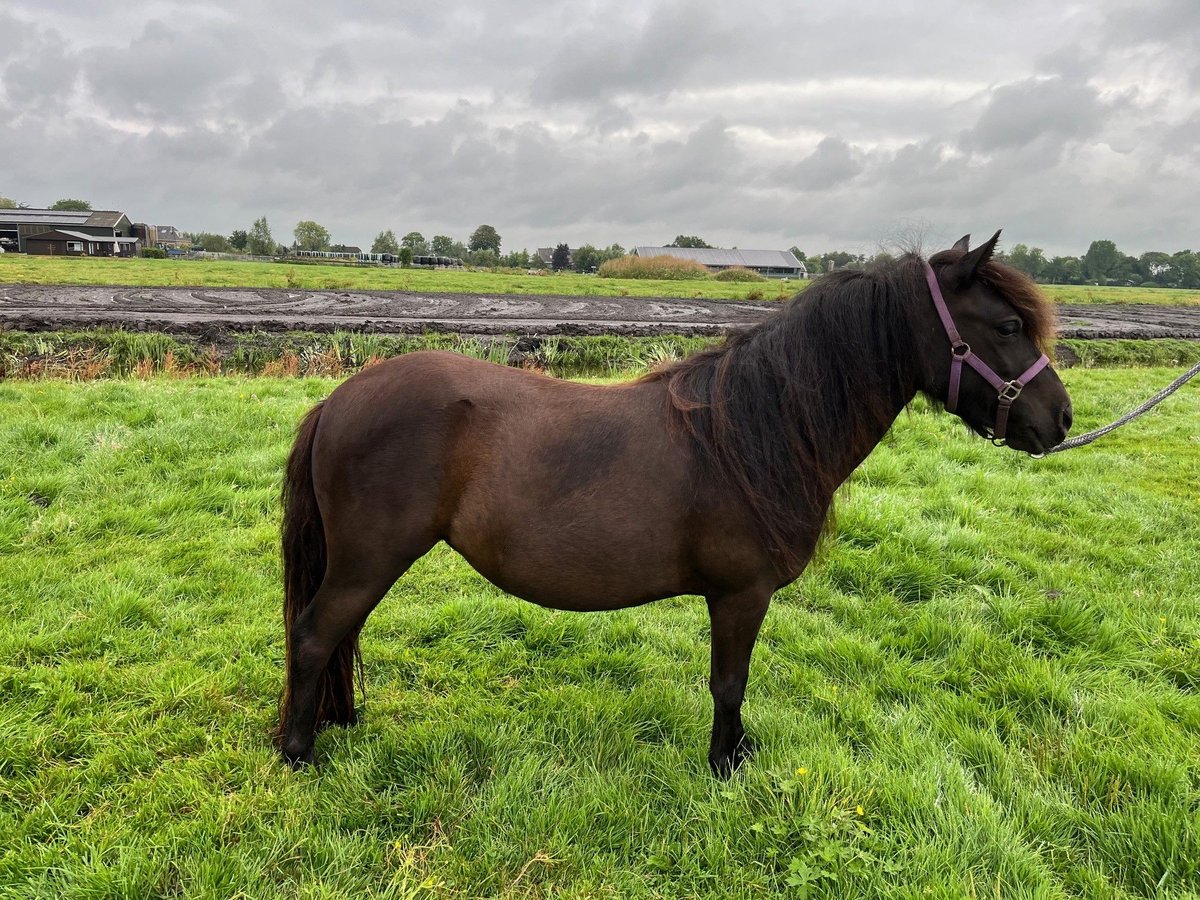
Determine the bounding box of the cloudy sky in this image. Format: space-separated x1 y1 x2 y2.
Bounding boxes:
2 0 1196 256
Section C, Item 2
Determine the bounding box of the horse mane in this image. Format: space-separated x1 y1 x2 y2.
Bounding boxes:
644 252 1056 568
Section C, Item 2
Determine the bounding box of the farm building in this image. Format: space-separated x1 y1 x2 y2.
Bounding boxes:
23 229 141 257
0 208 137 254
152 225 187 249
633 246 807 278
535 247 572 267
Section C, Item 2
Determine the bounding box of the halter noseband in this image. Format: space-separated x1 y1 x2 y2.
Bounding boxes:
922 261 1049 444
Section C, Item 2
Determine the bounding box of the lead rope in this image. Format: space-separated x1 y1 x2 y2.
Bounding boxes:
1044 359 1200 454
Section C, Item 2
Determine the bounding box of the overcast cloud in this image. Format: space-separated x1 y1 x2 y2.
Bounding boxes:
1 0 1197 255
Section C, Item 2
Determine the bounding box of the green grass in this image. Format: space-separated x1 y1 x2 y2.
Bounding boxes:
1 370 1198 897
1047 284 1200 307
0 256 799 302
3 255 1199 305
1057 339 1200 369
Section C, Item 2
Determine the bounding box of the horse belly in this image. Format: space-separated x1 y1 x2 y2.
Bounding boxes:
447 504 691 612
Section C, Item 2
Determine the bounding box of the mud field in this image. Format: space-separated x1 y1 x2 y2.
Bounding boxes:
2 284 1200 340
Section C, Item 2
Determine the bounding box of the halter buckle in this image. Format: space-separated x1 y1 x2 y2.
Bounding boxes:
999 381 1024 402
951 341 971 359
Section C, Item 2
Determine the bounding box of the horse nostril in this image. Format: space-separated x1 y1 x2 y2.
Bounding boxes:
1061 405 1073 434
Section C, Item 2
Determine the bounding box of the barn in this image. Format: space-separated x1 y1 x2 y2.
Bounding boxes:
633 246 807 278
23 229 141 257
0 208 138 254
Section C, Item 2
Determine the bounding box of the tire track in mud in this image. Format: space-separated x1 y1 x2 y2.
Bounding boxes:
2 285 1199 340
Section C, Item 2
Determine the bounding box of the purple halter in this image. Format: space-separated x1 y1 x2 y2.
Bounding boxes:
923 261 1050 443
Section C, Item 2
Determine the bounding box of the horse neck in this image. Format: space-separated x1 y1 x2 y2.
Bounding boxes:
777 277 922 491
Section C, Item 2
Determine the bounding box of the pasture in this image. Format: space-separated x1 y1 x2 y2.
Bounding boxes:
0 256 796 303
2 368 1198 897
3 255 1199 306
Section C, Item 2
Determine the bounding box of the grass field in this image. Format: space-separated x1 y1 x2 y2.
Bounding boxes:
3 255 1199 306
2 369 1199 897
0 256 795 302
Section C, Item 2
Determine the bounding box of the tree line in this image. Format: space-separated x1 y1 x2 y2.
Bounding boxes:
793 240 1200 288
181 219 511 266
11 195 1195 287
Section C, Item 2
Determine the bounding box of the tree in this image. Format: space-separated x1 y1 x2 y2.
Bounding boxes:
551 243 571 271
187 232 232 252
814 250 863 272
669 235 711 249
1082 240 1121 282
398 247 413 267
1044 256 1083 284
599 244 626 264
430 234 461 258
401 231 429 254
229 229 249 251
371 229 400 255
293 220 331 252
49 198 91 211
572 244 601 273
1171 250 1200 289
1007 244 1047 280
248 217 275 256
469 224 501 255
501 249 531 268
1140 251 1174 286
467 248 499 268
0 196 18 209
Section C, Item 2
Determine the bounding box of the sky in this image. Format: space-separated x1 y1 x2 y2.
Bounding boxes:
1 0 1197 257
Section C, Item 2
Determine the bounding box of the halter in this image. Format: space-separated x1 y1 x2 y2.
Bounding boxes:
922 261 1049 444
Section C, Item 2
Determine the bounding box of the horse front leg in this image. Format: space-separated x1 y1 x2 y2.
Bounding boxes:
705 587 771 778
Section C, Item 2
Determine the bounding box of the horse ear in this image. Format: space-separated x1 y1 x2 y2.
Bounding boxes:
947 229 1000 286
951 234 970 252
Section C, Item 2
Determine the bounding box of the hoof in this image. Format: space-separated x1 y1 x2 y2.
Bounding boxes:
282 744 315 770
709 735 756 779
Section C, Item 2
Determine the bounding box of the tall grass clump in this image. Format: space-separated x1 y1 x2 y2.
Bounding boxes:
712 267 766 283
1056 338 1200 368
598 255 710 280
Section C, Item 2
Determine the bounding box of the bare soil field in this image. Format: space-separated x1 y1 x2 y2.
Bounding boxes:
2 284 1200 339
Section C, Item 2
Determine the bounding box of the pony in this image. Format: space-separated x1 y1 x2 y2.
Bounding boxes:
274 232 1072 777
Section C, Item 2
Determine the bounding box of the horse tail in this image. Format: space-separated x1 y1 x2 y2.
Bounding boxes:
275 400 358 746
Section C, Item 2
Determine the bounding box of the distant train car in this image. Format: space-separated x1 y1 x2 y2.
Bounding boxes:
292 249 399 266
411 254 464 269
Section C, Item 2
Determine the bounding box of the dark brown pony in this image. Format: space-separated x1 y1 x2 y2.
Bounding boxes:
275 232 1072 777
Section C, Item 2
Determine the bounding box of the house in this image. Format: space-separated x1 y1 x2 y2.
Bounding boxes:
535 246 573 268
632 246 807 279
153 225 188 249
23 229 141 257
0 208 137 253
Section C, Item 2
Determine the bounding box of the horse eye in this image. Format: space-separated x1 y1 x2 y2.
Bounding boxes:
997 320 1022 337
